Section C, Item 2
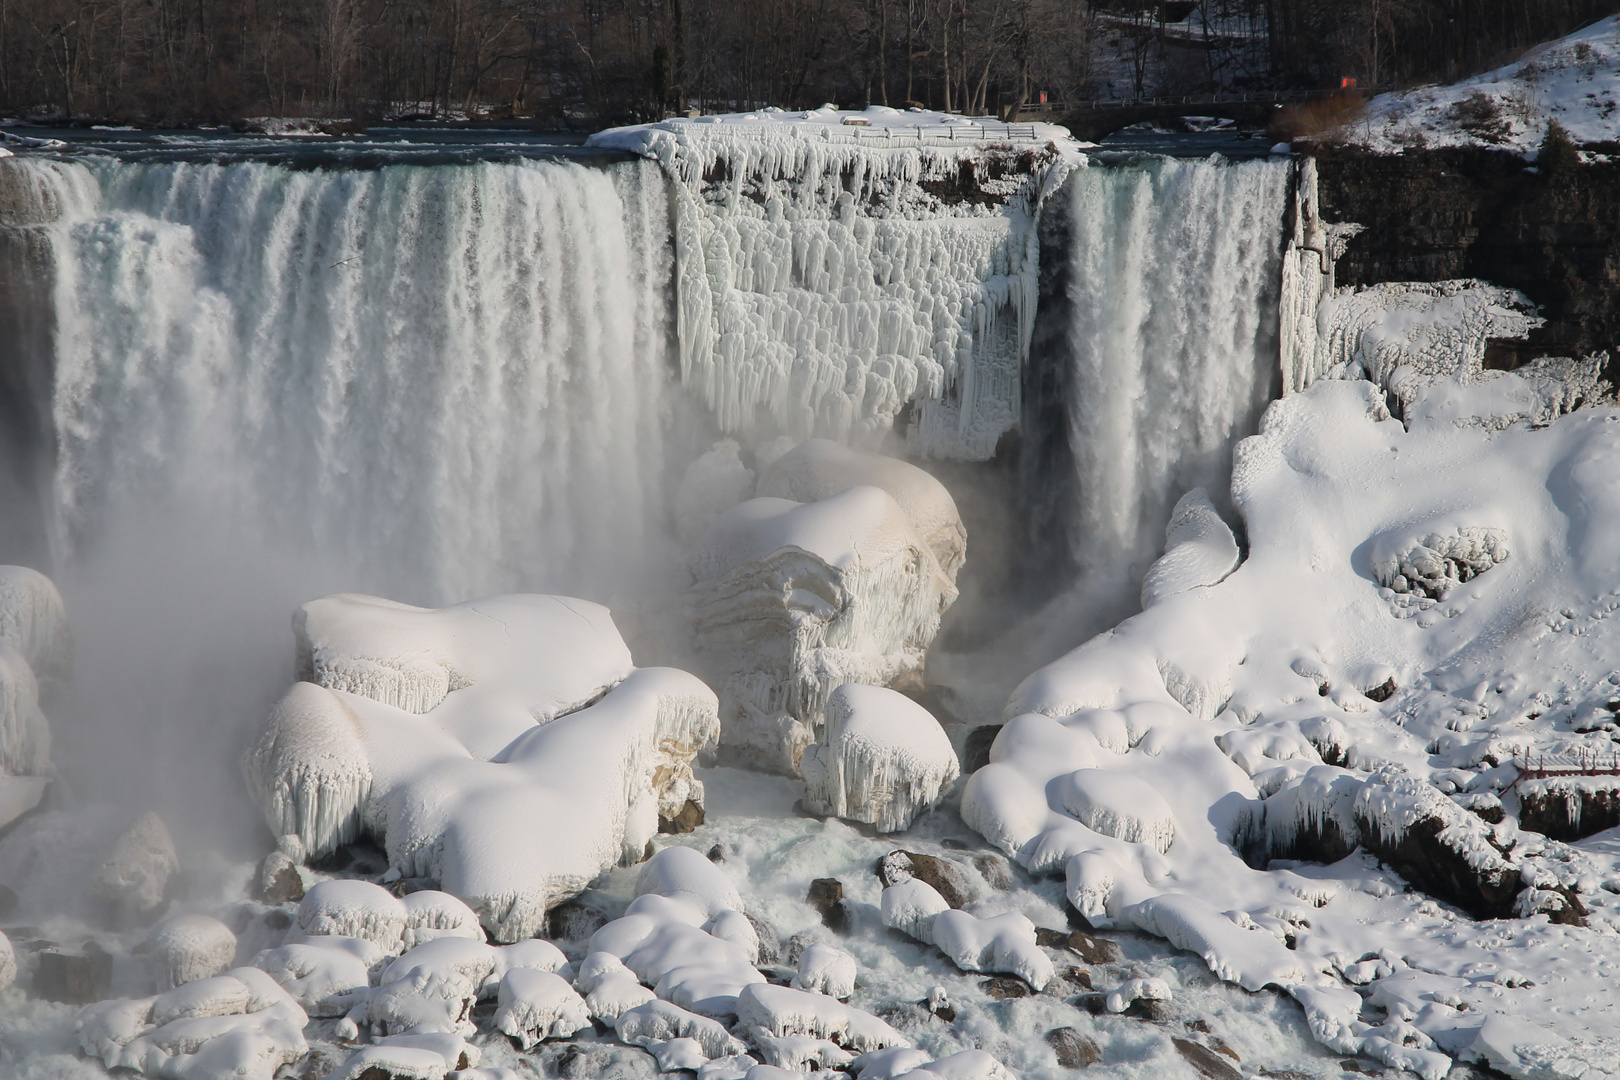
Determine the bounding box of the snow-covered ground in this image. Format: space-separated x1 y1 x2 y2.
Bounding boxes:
1342 16 1620 155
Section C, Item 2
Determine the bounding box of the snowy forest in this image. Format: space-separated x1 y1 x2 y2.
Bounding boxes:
0 0 1613 125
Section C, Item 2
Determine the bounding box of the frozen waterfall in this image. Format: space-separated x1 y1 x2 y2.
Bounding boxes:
39 155 675 608
1054 156 1288 590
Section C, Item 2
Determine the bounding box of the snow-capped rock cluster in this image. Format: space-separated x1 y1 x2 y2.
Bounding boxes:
687 441 963 775
243 592 720 941
801 684 959 832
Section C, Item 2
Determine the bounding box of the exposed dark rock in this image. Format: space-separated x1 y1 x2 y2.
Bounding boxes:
974 852 1015 890
876 850 970 908
1129 998 1175 1022
658 799 705 834
707 844 726 862
1046 967 1092 994
1314 147 1620 375
1063 930 1124 964
1519 884 1589 927
256 851 304 903
1045 1027 1102 1068
1173 1037 1242 1080
963 725 1004 774
806 878 848 933
546 900 609 942
264 909 292 931
0 884 16 919
1364 677 1398 703
35 944 112 1003
1035 927 1067 947
1518 779 1620 840
979 976 1031 999
1270 817 1357 865
1354 807 1518 920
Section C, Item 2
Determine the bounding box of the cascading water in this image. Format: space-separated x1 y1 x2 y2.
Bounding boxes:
45 156 674 607
1058 156 1289 591
9 154 677 839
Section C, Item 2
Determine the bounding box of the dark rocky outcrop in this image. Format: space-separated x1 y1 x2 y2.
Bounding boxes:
1352 808 1519 920
1517 778 1620 841
1046 1026 1102 1067
35 943 113 1003
876 850 971 908
658 799 705 834
962 725 1004 774
806 878 848 932
1314 147 1620 375
1174 1037 1243 1080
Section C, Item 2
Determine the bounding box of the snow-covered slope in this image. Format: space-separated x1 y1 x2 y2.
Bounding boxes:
970 367 1620 1077
1346 16 1620 155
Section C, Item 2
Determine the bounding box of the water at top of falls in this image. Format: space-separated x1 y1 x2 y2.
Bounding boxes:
18 153 679 842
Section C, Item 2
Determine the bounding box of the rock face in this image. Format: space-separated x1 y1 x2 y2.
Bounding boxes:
92 811 180 926
1314 147 1620 372
243 592 721 942
1517 777 1620 841
687 485 959 774
801 684 960 832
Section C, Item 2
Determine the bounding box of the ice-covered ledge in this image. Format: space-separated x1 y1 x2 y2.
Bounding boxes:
589 107 1088 461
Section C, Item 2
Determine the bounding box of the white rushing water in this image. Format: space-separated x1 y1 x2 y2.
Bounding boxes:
45 155 675 608
1060 156 1288 589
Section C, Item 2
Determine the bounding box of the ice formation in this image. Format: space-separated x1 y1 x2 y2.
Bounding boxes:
0 566 65 813
244 592 719 941
1139 489 1240 608
146 915 238 991
590 107 1083 459
76 968 309 1080
688 486 956 773
968 373 1620 1075
801 683 960 831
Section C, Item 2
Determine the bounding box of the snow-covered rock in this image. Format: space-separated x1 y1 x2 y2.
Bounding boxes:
251 940 373 1016
588 845 765 1016
615 998 748 1059
146 914 237 991
756 439 967 583
801 683 959 831
92 811 180 926
0 929 14 991
77 968 308 1080
493 968 590 1049
0 564 71 691
1053 769 1175 852
927 910 1053 990
245 592 720 941
791 943 857 1000
296 880 408 952
735 982 909 1053
573 950 657 1020
688 487 955 773
1139 488 1240 608
880 878 951 942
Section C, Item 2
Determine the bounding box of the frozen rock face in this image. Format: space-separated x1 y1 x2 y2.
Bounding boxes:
688 487 956 774
146 914 238 991
244 592 720 941
757 440 967 584
0 565 67 787
801 684 959 832
589 109 1081 459
92 811 180 927
1139 489 1240 609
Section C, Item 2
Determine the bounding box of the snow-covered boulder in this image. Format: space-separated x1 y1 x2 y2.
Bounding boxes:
756 440 967 583
0 564 71 691
735 983 909 1053
494 968 590 1049
588 845 765 1016
146 914 237 991
399 889 484 949
76 968 308 1080
1139 488 1240 608
244 592 720 941
688 487 956 773
92 811 180 926
0 930 14 991
879 880 1051 989
791 943 857 1000
251 940 372 1016
880 878 950 942
573 951 657 1020
296 880 408 952
1054 769 1175 853
616 999 748 1059
801 684 959 832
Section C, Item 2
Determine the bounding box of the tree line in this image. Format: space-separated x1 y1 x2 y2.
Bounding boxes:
0 0 1612 127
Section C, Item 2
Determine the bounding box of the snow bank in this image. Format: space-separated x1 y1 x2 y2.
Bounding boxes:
801 683 960 832
1345 17 1620 155
968 370 1620 1075
588 106 1083 459
688 488 954 773
245 592 720 940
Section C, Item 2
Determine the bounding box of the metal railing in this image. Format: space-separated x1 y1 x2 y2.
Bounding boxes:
1512 748 1620 786
661 118 1046 145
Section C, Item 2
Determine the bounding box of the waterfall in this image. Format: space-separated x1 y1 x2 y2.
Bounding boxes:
39 156 675 608
1058 156 1288 589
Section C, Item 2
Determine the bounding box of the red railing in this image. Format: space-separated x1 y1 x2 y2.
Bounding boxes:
1511 748 1620 787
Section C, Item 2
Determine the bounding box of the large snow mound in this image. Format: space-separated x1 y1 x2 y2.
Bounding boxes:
972 375 1620 1077
245 592 719 940
1139 488 1240 608
688 486 956 774
801 683 960 832
1345 16 1620 155
588 106 1084 459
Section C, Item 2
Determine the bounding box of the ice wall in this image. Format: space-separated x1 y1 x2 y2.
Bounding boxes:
35 155 674 607
594 111 1079 460
1056 156 1288 586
